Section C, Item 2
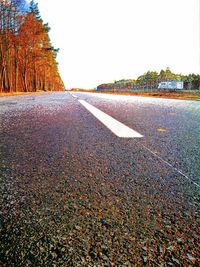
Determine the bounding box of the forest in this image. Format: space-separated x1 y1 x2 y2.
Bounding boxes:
0 0 64 93
97 68 200 91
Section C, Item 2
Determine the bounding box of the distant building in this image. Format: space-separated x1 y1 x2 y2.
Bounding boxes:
158 81 183 90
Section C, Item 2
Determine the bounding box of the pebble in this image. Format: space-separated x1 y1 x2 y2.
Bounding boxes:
167 245 174 252
74 225 81 230
187 254 196 263
141 255 147 264
158 244 163 254
176 238 184 244
101 218 109 227
172 256 180 265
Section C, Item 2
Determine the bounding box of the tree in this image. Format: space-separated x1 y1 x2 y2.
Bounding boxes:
158 67 180 82
135 71 159 90
183 74 200 90
0 0 64 93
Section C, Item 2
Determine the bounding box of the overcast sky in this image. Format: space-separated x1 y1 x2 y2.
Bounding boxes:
36 0 199 89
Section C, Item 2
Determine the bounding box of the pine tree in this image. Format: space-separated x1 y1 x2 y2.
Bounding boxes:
0 0 64 93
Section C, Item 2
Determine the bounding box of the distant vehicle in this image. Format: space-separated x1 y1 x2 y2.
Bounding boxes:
158 81 183 90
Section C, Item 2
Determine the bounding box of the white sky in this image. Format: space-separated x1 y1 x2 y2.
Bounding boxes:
36 0 200 89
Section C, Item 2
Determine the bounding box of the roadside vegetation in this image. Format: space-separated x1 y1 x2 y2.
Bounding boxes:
97 68 200 92
0 0 64 94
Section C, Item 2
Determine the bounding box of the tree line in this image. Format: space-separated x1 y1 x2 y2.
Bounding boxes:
0 0 64 93
97 68 200 91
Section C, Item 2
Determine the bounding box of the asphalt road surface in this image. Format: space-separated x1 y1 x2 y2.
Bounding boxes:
0 92 199 266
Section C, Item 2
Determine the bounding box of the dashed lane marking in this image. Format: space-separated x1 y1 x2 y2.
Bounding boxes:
78 99 143 138
72 94 78 98
68 92 78 98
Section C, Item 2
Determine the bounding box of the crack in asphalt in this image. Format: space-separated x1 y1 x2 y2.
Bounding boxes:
142 145 200 188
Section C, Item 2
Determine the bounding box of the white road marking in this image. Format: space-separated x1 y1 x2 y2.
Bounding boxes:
78 100 143 138
68 92 78 98
77 94 199 187
72 94 78 98
143 145 200 188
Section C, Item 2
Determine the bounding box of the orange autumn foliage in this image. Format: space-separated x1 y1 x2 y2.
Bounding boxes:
0 0 64 93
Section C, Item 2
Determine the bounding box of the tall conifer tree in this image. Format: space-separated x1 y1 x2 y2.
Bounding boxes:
0 0 64 93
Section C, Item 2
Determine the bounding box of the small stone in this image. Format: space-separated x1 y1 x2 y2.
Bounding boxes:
74 225 81 230
39 246 45 253
167 245 174 251
101 218 108 226
187 254 196 263
172 256 180 264
177 238 184 244
101 219 107 225
51 252 57 259
102 254 108 261
141 255 147 264
123 261 131 266
69 247 73 252
158 244 163 255
89 249 95 259
101 244 109 255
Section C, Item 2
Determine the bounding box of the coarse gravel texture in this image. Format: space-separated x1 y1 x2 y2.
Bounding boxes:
0 92 199 266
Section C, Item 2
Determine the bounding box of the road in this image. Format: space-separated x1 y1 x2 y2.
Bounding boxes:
0 92 199 266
